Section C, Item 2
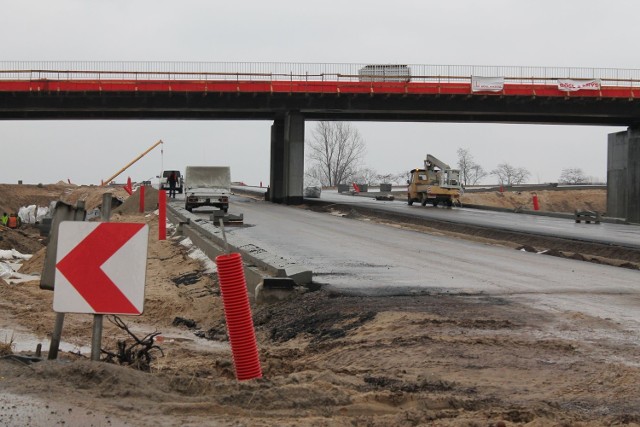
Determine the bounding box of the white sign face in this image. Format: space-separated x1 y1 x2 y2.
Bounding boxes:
557 79 601 92
53 222 149 315
471 76 505 92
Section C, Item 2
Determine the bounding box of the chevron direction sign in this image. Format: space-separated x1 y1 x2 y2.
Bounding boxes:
53 222 149 315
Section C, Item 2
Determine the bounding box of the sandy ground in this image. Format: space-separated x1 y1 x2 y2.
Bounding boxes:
460 188 606 214
1 184 638 427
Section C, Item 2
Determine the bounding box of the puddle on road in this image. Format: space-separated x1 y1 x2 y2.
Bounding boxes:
129 324 229 352
1 324 228 357
0 392 132 427
0 327 90 355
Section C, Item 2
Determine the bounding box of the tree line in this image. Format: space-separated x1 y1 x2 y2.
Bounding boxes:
305 121 597 187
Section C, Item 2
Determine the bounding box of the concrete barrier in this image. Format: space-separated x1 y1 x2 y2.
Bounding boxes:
337 184 350 193
166 206 314 300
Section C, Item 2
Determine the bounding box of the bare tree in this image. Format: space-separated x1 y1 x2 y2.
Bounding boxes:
306 122 366 186
304 164 325 187
559 168 588 184
365 171 408 185
467 164 488 186
376 172 393 184
376 172 401 184
457 147 487 186
352 167 378 185
491 163 531 186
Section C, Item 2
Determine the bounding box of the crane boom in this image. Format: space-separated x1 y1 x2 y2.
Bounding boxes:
425 154 450 171
101 140 163 186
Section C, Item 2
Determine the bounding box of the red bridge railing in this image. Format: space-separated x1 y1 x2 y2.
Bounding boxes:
1 62 639 98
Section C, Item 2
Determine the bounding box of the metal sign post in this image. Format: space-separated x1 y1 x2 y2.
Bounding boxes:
91 193 112 361
41 200 86 360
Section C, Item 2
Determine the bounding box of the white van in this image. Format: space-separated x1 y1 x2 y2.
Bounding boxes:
160 170 183 194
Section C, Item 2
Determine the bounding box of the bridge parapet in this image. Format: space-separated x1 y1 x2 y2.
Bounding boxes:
1 61 640 88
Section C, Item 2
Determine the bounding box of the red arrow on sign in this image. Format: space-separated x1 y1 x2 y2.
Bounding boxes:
56 222 146 314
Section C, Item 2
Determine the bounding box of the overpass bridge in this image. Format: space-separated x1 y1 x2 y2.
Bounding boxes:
0 61 638 221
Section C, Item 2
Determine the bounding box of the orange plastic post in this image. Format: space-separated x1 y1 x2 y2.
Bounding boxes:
215 252 262 381
532 193 540 211
139 185 145 213
159 190 167 240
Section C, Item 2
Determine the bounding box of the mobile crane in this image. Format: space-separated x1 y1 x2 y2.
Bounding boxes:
407 154 462 207
101 140 163 186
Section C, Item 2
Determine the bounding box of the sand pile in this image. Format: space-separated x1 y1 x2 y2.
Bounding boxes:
114 185 161 214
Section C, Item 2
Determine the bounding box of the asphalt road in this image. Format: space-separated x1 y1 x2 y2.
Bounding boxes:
317 189 640 250
174 194 640 330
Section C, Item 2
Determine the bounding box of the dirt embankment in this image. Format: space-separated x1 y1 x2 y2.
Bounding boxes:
0 182 129 215
381 187 606 215
0 183 131 254
460 188 606 214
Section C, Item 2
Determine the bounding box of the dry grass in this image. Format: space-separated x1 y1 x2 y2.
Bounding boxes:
0 335 14 356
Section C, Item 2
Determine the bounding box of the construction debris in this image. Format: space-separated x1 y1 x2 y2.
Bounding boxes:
210 211 244 225
575 209 602 224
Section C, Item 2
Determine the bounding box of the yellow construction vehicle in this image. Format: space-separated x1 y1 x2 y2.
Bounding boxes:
407 154 462 208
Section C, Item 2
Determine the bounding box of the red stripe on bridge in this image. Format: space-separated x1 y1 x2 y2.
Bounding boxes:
0 80 636 99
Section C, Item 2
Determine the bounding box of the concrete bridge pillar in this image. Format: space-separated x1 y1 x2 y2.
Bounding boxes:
269 119 285 202
269 111 305 204
607 128 640 223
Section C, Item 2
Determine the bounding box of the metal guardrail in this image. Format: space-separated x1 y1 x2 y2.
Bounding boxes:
1 61 640 87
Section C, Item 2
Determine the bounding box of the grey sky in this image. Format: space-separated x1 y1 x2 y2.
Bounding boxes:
1 0 635 185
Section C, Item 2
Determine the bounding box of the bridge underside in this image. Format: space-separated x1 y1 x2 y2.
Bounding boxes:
1 91 640 125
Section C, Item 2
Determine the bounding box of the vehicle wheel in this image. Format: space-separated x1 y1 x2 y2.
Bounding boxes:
432 201 439 207
407 196 413 206
186 206 192 212
447 200 453 208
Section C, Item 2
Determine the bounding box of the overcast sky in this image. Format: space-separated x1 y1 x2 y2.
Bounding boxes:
2 0 636 186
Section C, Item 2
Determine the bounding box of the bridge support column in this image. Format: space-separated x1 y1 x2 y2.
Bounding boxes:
607 128 640 223
269 119 285 203
269 111 305 204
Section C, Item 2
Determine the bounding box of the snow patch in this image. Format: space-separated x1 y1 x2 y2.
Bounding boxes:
0 249 32 261
0 250 38 284
179 237 216 274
